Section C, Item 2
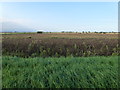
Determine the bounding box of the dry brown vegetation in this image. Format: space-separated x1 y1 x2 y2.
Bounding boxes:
2 33 120 57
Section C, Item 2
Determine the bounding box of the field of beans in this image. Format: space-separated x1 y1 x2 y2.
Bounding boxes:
2 32 120 88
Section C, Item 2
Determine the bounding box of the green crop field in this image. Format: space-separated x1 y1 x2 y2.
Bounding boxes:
2 56 118 88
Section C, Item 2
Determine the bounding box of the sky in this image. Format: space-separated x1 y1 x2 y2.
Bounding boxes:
0 2 118 32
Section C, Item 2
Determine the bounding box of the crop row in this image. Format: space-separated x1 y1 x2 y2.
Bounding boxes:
2 37 120 57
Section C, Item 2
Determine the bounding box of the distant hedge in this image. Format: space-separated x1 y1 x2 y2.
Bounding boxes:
37 31 43 33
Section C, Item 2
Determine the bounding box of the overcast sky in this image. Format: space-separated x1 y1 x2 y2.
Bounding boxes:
0 2 118 32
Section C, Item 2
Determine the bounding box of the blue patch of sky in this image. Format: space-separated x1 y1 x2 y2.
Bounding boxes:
1 2 118 32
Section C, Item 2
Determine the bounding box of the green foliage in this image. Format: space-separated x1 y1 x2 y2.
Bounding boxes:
40 50 47 57
74 44 77 49
2 56 118 88
66 48 70 56
55 52 59 57
112 52 119 56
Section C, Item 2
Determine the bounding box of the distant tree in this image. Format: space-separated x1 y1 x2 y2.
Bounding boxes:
99 32 103 34
68 31 72 33
103 32 106 34
94 31 98 33
85 32 88 34
37 31 43 34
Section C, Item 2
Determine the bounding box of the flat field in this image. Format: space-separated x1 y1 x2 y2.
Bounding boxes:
2 32 119 39
2 33 119 57
2 56 118 88
2 32 120 88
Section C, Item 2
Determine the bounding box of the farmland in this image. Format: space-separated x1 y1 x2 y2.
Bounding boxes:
2 33 120 57
2 56 118 88
2 32 119 39
2 32 120 88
